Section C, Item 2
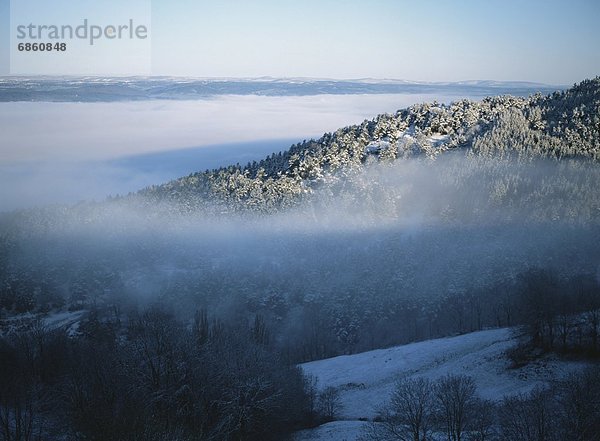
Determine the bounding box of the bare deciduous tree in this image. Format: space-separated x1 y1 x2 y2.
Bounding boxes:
435 375 477 441
318 386 342 421
499 387 555 441
361 377 433 441
468 398 496 441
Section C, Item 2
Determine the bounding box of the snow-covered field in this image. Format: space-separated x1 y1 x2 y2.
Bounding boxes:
295 328 588 441
294 421 369 441
0 310 85 336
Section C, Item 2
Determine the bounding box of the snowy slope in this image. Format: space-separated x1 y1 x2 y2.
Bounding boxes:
295 328 587 441
294 421 369 441
0 310 85 337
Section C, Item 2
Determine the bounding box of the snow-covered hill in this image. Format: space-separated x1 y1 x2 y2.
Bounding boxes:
294 328 588 441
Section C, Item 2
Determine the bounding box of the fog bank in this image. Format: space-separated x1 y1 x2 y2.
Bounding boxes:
0 93 475 210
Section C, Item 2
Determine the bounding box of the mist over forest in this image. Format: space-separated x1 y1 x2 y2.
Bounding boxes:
3 151 600 352
1 78 600 441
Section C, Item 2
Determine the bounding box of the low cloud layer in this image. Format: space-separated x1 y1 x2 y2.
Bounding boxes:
0 93 475 209
0 94 468 163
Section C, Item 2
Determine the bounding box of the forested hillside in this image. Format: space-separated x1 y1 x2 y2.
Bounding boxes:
138 77 600 213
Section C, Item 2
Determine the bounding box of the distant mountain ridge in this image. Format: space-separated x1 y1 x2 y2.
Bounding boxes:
0 76 562 102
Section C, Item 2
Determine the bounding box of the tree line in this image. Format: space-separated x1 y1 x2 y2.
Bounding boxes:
362 370 600 441
0 305 318 441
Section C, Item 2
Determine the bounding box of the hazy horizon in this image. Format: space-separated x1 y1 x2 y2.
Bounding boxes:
0 75 567 84
2 0 599 82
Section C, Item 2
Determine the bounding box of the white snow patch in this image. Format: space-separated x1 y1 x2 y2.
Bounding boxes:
295 329 588 440
1 310 86 336
428 133 450 146
300 328 587 422
43 310 86 329
293 421 368 441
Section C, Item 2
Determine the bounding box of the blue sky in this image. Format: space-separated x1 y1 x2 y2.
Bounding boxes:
1 0 600 82
145 0 600 84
